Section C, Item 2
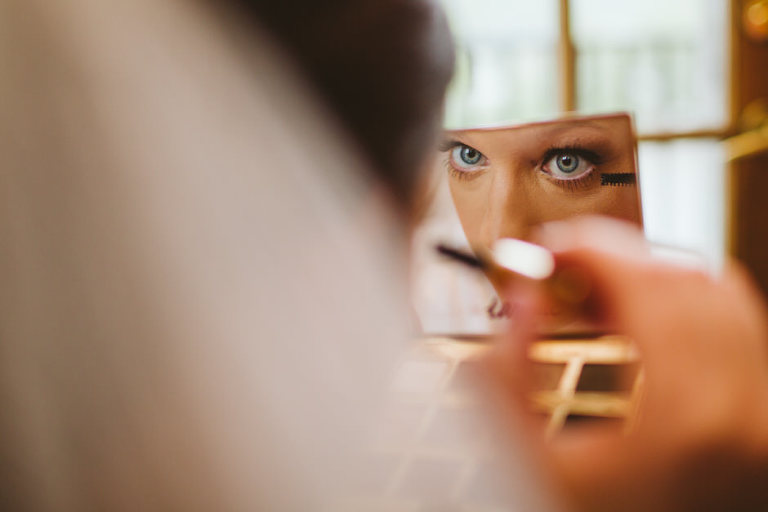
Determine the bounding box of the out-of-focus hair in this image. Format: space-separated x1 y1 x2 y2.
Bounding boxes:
232 0 456 204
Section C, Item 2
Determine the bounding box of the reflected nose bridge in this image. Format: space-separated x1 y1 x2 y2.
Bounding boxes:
482 161 533 242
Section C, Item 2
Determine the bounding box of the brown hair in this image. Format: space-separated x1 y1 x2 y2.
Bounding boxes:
234 0 455 204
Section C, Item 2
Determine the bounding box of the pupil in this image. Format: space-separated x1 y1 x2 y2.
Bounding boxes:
461 147 480 164
557 154 578 173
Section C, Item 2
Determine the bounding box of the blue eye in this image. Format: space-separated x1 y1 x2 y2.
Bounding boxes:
555 154 579 173
449 144 488 172
459 146 482 165
542 151 595 180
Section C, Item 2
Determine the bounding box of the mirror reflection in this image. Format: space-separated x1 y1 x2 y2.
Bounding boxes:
413 112 642 334
442 113 641 249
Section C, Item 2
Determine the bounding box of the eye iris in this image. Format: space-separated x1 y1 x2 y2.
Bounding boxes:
460 146 481 165
556 154 579 173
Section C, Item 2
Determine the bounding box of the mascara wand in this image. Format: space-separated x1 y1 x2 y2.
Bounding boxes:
435 240 592 310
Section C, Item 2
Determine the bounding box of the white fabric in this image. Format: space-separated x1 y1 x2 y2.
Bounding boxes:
0 1 554 510
0 1 407 509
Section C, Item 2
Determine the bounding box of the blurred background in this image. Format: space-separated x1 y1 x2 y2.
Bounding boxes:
442 0 732 266
413 0 768 332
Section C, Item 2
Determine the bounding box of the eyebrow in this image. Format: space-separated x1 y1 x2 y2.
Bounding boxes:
445 120 616 139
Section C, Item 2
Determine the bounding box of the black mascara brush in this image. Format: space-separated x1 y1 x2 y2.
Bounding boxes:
435 240 593 310
436 244 487 270
601 173 636 186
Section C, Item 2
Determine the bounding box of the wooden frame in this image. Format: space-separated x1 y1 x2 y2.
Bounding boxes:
420 336 644 437
557 0 734 141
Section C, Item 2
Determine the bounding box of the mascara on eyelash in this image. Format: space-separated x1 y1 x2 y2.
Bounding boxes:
542 145 605 165
601 173 637 186
438 139 464 152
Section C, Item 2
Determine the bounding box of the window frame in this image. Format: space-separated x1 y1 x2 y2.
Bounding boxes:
557 0 735 141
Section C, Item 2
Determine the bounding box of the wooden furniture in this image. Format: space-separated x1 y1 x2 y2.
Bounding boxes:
351 335 642 510
417 335 643 437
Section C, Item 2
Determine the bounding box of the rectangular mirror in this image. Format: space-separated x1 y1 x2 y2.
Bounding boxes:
411 112 642 335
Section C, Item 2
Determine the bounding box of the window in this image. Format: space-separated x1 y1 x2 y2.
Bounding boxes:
440 0 731 267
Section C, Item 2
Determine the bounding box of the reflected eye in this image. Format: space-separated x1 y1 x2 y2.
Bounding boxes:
541 151 595 180
449 144 488 172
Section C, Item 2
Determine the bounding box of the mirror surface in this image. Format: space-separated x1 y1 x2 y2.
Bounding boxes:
412 112 642 334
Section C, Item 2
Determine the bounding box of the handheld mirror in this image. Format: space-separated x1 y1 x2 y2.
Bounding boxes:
412 112 642 335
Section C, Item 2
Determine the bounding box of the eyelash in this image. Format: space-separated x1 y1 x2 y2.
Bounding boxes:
444 160 480 181
548 171 598 191
440 141 488 181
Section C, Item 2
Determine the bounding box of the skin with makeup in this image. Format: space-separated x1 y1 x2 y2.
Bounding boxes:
441 114 641 252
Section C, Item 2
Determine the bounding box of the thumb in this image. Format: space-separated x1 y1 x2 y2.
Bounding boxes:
479 281 545 431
